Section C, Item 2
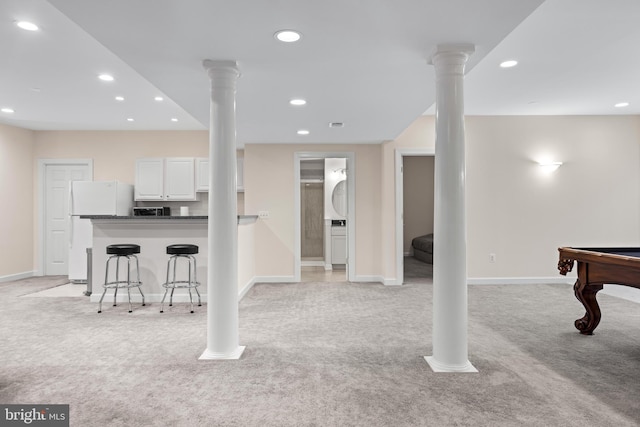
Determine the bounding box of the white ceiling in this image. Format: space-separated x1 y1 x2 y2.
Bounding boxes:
1 0 639 146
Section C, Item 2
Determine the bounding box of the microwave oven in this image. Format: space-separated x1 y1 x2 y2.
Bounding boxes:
132 207 171 216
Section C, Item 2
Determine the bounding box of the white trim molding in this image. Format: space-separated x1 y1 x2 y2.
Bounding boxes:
395 148 435 286
253 275 297 284
467 277 575 285
382 277 401 286
352 275 385 284
294 152 356 283
238 278 257 300
0 271 35 283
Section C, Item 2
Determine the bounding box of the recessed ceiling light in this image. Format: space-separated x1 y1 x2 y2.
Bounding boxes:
1 108 15 114
98 74 114 82
115 96 125 101
500 60 518 68
290 99 306 106
171 118 178 122
297 129 310 135
275 30 301 43
127 118 134 122
615 102 629 108
16 21 38 31
154 96 164 102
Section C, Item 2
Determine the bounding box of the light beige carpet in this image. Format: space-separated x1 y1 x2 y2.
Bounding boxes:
1 273 640 426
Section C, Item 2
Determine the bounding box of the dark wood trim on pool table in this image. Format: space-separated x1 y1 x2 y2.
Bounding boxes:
558 247 640 335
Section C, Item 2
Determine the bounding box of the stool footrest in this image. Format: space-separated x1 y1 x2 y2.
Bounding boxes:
104 280 143 289
162 281 200 289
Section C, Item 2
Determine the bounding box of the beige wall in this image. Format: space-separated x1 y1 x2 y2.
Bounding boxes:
403 156 435 254
0 123 35 279
33 130 209 183
2 115 639 282
244 144 382 280
382 115 640 281
466 115 640 278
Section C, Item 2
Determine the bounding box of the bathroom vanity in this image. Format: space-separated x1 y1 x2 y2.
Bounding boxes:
331 220 347 264
324 158 348 268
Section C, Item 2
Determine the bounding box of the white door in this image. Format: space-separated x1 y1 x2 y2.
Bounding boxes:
44 163 91 275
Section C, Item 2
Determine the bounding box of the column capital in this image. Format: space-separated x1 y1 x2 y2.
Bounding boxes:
202 59 241 82
428 44 475 67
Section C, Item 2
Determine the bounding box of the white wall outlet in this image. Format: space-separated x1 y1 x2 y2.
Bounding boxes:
258 210 270 219
489 253 496 263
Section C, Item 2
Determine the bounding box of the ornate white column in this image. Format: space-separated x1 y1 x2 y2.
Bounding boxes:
425 44 477 373
199 60 245 360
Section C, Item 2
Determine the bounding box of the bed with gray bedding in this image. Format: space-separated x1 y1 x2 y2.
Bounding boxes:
411 233 433 264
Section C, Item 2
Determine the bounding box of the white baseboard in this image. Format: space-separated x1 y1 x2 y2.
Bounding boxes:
352 275 385 284
253 275 297 283
238 278 257 300
467 277 575 285
0 271 35 283
383 277 401 286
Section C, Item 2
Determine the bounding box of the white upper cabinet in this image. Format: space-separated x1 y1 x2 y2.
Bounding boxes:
165 158 196 200
135 158 164 200
195 157 244 193
135 157 197 201
196 158 210 192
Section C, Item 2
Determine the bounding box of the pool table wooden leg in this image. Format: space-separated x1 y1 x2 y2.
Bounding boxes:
573 278 603 335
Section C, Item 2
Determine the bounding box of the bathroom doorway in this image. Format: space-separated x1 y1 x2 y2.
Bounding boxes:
294 152 355 283
300 159 325 265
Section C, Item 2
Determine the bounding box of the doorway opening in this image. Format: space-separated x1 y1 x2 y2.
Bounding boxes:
294 152 355 283
300 159 325 267
395 149 435 285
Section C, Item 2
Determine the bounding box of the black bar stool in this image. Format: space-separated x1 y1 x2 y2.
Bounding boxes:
98 244 145 313
160 244 201 313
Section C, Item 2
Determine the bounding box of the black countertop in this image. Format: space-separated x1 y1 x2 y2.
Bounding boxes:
81 215 258 223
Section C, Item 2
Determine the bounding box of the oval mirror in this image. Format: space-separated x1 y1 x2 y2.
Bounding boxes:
332 179 347 217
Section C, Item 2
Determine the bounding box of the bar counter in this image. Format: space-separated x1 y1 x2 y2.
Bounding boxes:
82 215 258 306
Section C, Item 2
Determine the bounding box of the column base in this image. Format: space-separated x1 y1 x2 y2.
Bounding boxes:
424 356 478 373
199 346 246 360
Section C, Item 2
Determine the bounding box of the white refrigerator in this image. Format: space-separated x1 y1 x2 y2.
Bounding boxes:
69 181 134 282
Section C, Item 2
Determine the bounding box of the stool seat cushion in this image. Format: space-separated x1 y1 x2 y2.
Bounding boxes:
106 244 141 256
167 244 199 255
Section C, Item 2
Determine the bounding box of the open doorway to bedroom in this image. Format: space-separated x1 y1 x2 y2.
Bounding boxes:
395 149 435 285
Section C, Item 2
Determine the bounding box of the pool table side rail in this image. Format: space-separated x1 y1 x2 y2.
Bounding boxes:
558 247 640 275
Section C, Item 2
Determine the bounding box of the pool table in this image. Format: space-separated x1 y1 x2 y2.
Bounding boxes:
558 247 640 335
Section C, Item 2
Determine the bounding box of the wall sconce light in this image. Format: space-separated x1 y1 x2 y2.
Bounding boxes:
538 161 563 173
